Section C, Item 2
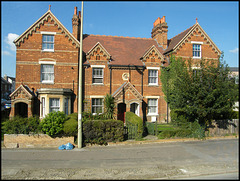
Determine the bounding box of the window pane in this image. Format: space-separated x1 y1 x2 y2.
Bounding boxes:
93 68 103 83
49 98 60 112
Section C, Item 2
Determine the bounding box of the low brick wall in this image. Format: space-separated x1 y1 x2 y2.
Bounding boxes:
3 134 74 148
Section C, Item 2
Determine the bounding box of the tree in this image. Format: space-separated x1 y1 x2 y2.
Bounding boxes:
160 54 238 127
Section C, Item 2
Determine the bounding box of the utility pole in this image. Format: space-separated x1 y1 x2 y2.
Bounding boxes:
78 1 84 148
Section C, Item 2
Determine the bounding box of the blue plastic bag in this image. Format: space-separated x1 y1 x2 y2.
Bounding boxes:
58 144 66 150
65 142 74 150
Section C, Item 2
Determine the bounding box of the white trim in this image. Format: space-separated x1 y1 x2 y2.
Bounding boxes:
147 98 158 116
191 41 203 44
145 96 160 99
90 95 105 98
39 61 56 65
40 31 57 35
91 65 106 68
146 67 160 70
42 49 55 52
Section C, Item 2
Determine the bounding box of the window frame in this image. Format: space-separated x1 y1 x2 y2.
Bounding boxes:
191 41 203 59
91 98 104 114
147 98 158 116
41 32 56 52
147 67 159 86
92 66 104 85
49 98 60 113
40 64 55 84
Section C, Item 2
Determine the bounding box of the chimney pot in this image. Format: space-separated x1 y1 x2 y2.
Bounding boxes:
74 7 77 15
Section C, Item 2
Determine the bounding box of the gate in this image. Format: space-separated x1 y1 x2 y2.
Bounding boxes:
124 120 138 140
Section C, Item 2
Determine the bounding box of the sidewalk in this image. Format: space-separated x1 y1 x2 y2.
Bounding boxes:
2 135 238 149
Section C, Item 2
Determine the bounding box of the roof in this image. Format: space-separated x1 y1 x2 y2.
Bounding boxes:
9 84 35 98
14 9 80 48
83 34 164 66
164 23 221 56
164 26 193 54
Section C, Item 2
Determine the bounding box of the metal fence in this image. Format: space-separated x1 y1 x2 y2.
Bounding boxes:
124 120 138 140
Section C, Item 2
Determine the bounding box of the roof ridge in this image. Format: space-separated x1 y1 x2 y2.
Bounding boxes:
89 34 153 40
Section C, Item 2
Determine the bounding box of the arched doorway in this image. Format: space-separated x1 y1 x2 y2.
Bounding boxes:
117 103 126 123
130 102 139 116
15 102 28 118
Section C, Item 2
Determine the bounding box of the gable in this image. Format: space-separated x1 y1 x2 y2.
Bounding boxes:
164 23 221 56
86 42 111 61
10 84 35 100
14 10 80 48
141 45 165 63
112 82 143 103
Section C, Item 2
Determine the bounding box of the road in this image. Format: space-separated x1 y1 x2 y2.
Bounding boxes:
1 139 239 179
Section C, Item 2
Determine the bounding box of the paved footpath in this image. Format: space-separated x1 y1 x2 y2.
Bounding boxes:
1 136 239 179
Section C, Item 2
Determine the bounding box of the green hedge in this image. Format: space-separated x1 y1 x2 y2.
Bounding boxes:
83 119 124 145
1 116 41 135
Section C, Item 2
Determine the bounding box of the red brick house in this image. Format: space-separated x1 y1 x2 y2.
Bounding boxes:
9 7 221 123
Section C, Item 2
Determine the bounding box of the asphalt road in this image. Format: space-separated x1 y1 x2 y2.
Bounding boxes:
1 139 239 179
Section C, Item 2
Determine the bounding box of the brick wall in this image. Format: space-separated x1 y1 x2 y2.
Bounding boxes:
4 134 74 148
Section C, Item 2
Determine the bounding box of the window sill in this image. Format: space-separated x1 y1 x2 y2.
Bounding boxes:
147 113 158 116
42 49 54 53
148 84 159 87
192 57 201 59
41 81 54 84
92 83 104 86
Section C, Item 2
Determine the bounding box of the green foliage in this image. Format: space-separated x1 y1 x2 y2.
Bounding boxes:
103 94 116 119
125 112 143 139
161 55 239 127
63 113 78 136
83 119 124 145
41 111 67 137
1 116 41 135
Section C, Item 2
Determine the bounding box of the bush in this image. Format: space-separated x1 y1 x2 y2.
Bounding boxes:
158 130 177 139
125 112 143 139
190 121 206 139
83 119 124 145
41 111 67 137
63 119 78 136
145 122 156 135
1 116 41 135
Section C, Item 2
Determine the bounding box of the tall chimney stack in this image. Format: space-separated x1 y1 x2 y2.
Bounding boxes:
72 7 80 40
151 16 168 49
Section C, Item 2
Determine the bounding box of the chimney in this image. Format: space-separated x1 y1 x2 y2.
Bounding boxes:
72 7 80 40
151 16 168 49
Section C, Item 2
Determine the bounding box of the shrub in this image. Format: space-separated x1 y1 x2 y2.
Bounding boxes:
158 130 177 139
1 116 41 135
63 118 78 136
175 129 192 138
83 119 124 145
41 111 67 137
190 121 206 139
125 112 144 139
145 122 156 135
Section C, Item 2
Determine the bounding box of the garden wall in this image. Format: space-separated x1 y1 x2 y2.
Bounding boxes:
3 134 74 148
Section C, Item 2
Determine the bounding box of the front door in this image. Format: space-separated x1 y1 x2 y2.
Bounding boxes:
117 103 126 123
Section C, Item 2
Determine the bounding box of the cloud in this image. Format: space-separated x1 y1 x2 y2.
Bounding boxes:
2 50 13 56
4 33 19 51
229 48 239 53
